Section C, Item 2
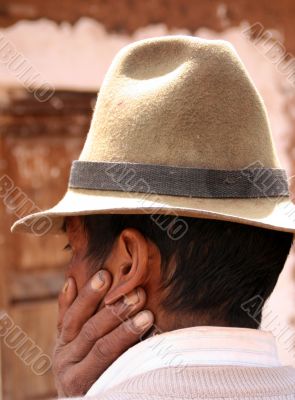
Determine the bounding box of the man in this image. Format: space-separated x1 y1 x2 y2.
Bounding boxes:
12 36 295 399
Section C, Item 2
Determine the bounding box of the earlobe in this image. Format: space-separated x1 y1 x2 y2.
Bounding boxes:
104 228 149 305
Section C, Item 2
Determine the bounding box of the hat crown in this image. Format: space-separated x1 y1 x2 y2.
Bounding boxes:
80 35 279 170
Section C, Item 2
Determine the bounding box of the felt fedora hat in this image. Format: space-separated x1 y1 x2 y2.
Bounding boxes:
11 35 295 236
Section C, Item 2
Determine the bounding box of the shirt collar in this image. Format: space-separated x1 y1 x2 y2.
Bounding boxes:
87 326 280 397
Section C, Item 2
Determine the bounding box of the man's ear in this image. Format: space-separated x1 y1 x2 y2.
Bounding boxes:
104 228 149 305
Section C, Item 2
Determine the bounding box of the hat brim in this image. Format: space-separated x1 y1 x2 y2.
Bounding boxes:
11 188 295 235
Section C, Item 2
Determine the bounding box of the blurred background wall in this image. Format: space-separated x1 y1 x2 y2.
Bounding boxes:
0 1 295 399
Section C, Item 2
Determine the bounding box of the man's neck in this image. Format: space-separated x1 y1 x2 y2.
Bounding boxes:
153 308 229 335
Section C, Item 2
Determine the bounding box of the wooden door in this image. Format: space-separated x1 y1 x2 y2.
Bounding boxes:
0 88 95 399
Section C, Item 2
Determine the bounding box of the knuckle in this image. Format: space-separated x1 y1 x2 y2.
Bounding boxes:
92 338 113 362
108 296 141 321
56 319 63 333
62 312 72 331
52 360 62 377
52 348 86 396
61 314 78 341
62 320 72 338
74 292 85 306
56 325 62 336
107 302 126 321
62 310 76 333
52 350 65 374
52 358 64 377
80 319 97 344
63 372 84 396
65 373 76 389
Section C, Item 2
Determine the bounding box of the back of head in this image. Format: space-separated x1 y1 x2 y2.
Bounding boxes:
84 214 293 329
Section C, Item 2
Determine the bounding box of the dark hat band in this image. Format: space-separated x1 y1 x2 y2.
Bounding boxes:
69 161 289 199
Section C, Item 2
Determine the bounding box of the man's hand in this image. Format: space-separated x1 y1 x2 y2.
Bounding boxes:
53 270 154 397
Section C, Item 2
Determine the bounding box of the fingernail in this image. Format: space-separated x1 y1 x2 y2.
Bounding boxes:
62 279 69 293
123 289 139 306
132 310 153 329
91 270 106 291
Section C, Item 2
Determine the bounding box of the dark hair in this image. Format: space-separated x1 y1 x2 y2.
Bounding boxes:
83 214 293 329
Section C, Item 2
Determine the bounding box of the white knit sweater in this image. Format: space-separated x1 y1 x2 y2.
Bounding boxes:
97 365 295 400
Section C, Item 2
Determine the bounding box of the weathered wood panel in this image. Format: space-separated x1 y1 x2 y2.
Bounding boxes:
2 300 58 400
9 269 66 302
0 89 95 272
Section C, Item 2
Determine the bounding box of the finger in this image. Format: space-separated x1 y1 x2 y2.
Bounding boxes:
57 277 77 334
70 287 146 359
61 269 112 343
71 310 154 391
